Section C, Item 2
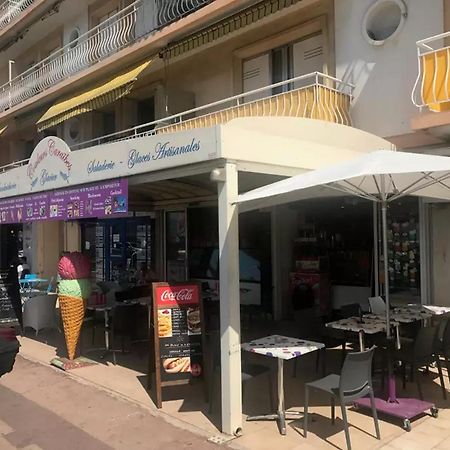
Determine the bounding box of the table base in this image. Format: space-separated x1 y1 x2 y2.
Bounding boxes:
354 396 436 430
246 410 304 435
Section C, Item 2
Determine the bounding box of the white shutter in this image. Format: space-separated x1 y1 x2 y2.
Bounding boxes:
292 34 324 88
242 53 270 101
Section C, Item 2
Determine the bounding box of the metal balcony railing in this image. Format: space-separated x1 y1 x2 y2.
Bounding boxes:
0 0 212 113
0 72 354 172
0 0 35 30
412 31 450 112
73 72 353 149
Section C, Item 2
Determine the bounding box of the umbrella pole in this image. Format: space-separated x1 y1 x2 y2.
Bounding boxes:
373 202 379 297
382 201 398 403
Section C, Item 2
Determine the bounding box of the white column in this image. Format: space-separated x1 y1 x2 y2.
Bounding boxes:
217 162 242 435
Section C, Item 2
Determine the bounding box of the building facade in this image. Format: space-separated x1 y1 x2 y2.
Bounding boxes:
0 0 449 435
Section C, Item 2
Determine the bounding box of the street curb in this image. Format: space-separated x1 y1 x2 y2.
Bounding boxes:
17 352 245 449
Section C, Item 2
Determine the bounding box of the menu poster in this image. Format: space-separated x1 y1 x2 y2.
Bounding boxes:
0 269 21 326
0 179 128 224
149 282 206 409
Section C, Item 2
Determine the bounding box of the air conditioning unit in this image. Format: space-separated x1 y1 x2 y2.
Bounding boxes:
64 117 82 146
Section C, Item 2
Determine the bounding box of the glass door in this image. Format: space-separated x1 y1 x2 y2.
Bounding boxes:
165 210 187 282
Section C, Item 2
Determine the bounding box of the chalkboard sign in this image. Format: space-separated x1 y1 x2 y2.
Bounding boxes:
149 282 206 408
0 268 21 326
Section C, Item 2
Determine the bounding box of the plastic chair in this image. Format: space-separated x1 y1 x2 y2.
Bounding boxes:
368 297 386 314
304 347 380 450
22 294 59 336
395 326 446 400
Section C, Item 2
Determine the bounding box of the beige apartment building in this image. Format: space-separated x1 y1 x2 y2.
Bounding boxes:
1 0 450 436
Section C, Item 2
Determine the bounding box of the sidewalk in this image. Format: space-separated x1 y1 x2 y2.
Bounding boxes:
0 356 219 450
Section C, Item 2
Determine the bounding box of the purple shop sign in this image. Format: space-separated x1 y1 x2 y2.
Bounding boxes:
0 179 128 224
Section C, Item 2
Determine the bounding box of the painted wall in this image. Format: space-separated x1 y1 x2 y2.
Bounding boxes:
335 0 443 139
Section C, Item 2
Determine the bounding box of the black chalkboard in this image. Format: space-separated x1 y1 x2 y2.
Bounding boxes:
0 268 21 326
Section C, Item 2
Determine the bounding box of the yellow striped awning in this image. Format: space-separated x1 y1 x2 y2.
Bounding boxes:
164 0 301 59
0 125 7 136
37 60 152 131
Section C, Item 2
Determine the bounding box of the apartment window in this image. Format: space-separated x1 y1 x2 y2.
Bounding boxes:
102 111 116 136
242 34 324 96
98 8 118 29
137 97 155 126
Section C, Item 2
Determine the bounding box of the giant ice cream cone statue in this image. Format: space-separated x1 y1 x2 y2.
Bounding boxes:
57 253 92 360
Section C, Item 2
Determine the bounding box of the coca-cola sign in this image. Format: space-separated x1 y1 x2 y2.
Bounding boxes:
156 284 199 307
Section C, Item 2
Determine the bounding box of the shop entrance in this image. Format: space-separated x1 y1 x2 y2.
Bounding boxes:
81 216 155 284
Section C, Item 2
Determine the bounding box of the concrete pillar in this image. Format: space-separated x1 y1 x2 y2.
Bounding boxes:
217 162 242 435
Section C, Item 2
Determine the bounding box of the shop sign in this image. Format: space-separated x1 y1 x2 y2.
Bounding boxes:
27 137 72 191
149 282 205 409
0 179 128 224
0 128 218 199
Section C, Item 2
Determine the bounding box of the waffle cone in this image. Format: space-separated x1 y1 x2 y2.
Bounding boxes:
58 295 85 360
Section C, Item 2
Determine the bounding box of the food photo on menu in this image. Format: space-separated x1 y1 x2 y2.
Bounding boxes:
158 309 173 338
162 357 191 374
187 307 201 335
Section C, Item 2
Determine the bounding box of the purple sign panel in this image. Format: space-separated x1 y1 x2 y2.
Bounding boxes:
0 179 128 224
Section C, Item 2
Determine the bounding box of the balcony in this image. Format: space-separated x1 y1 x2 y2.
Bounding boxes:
73 72 353 150
0 0 35 31
0 0 212 113
412 31 450 112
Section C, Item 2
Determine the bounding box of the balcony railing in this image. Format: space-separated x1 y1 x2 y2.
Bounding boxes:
0 0 35 31
73 72 353 149
0 72 353 172
412 31 450 112
0 0 212 113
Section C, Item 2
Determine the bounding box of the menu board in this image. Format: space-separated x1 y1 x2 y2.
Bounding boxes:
149 282 205 409
0 179 128 224
0 269 21 326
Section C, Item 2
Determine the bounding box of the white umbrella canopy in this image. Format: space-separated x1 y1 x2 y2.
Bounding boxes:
238 150 450 212
237 149 450 339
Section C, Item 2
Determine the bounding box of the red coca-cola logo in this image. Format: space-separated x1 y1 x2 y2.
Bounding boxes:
156 284 199 307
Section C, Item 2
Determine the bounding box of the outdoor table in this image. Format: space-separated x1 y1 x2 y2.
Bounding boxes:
19 278 48 291
242 334 324 435
85 304 113 358
326 316 396 351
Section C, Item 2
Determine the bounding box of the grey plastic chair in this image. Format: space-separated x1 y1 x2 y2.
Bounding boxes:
435 318 450 381
396 325 446 400
304 346 380 450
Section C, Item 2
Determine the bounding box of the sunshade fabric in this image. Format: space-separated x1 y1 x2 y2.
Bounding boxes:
0 125 7 136
164 0 301 59
237 150 450 211
37 61 151 131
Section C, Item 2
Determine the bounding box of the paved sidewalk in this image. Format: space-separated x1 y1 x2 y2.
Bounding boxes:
0 356 219 450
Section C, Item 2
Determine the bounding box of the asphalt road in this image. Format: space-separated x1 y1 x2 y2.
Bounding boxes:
0 356 219 450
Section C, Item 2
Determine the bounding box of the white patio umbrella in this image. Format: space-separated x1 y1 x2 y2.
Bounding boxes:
237 149 450 338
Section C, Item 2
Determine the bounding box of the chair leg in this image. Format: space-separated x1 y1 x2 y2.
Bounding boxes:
267 372 274 412
331 396 335 425
415 365 423 400
304 385 309 438
208 368 216 414
445 357 450 382
402 362 407 390
436 358 447 400
369 389 381 440
340 401 352 450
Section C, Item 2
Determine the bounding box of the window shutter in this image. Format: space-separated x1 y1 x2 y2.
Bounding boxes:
292 34 324 87
242 53 270 101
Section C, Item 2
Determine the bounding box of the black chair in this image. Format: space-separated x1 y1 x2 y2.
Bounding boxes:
435 317 450 381
293 307 346 377
111 304 140 364
208 332 274 414
304 347 380 450
395 326 446 400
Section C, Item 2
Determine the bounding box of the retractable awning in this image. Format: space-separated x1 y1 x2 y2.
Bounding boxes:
36 60 151 131
0 125 7 136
